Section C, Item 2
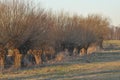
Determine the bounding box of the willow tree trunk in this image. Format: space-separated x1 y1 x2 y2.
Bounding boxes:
0 55 5 70
34 55 42 65
99 39 103 49
14 49 22 69
80 48 87 56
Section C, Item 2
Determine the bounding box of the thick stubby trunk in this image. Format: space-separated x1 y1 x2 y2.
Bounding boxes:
0 48 6 70
34 55 42 65
6 55 14 68
26 49 36 65
79 48 87 56
97 37 104 49
0 54 5 70
99 40 103 49
77 45 84 54
14 54 22 69
80 47 90 63
14 49 22 69
73 48 78 56
42 46 55 62
32 50 42 65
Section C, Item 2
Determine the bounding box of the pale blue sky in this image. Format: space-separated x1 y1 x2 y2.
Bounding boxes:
35 0 120 26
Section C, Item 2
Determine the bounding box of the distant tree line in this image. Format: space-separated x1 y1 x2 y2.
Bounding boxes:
108 26 120 40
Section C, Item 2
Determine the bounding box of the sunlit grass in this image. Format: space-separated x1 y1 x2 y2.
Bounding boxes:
1 57 120 80
103 40 120 45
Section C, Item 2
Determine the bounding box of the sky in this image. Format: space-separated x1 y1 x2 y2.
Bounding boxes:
34 0 120 26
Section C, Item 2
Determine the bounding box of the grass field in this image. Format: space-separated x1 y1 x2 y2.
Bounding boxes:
0 40 120 80
103 40 120 45
103 40 120 50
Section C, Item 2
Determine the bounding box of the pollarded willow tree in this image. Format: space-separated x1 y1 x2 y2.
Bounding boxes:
0 0 49 53
0 0 111 55
48 13 83 53
48 13 110 54
81 14 110 49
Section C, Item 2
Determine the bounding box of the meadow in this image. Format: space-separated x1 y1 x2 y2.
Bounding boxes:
0 40 120 80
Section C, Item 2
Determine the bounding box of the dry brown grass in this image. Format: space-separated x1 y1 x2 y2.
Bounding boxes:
1 50 120 80
1 41 120 80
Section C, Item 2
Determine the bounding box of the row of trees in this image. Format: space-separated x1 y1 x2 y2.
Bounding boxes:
0 0 109 53
0 0 113 69
108 26 120 40
0 0 110 55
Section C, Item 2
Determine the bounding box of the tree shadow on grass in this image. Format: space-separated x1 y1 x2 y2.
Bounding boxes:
88 51 120 63
1 51 120 80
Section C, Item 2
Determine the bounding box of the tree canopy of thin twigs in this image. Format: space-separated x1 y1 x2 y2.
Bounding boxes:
0 0 110 53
